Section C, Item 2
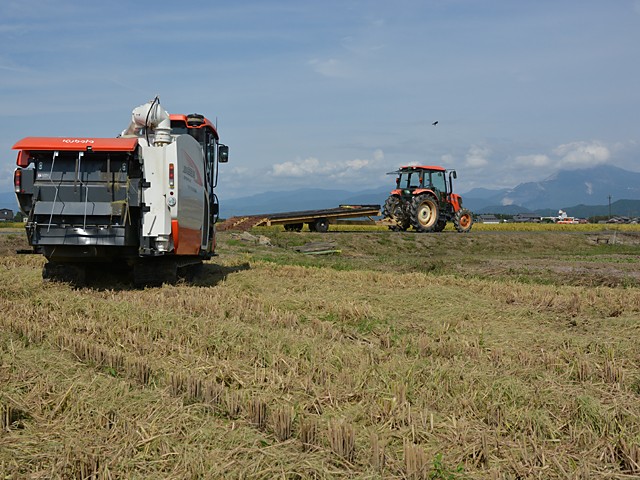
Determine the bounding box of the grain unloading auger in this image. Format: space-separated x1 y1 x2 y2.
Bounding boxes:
13 97 229 286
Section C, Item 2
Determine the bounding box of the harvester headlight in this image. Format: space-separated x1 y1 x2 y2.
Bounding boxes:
167 196 176 207
155 235 172 253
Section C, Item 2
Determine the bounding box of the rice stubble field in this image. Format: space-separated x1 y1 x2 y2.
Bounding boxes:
1 225 640 478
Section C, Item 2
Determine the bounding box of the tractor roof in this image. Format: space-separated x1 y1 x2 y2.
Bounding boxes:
399 165 446 172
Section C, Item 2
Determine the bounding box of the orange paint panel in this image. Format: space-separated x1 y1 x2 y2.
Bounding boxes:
171 220 180 252
12 137 139 152
169 114 219 139
450 194 462 212
174 223 202 256
412 188 435 196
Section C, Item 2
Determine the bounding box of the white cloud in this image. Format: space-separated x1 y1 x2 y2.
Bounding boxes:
308 58 350 78
553 141 610 167
501 197 514 206
585 182 593 195
271 157 325 177
515 154 551 167
464 145 490 168
270 149 384 180
229 166 249 176
345 159 369 170
440 154 454 166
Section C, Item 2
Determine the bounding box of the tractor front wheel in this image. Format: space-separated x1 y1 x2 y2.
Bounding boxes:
454 208 473 233
410 194 439 232
383 195 409 231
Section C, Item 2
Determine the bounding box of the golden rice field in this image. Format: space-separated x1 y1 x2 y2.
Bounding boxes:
1 226 640 478
328 222 640 233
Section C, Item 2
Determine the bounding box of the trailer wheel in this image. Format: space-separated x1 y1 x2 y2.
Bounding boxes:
313 218 329 233
284 223 303 232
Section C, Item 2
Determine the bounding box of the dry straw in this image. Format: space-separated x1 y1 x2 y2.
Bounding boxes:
299 416 318 452
327 418 356 463
272 405 294 441
403 439 428 479
2 230 640 477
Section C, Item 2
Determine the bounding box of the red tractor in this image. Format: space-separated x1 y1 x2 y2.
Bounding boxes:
382 165 473 233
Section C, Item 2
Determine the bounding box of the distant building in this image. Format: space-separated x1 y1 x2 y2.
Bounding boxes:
0 209 14 222
513 213 541 223
478 214 500 224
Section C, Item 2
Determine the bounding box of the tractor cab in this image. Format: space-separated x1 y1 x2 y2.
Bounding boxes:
392 165 456 190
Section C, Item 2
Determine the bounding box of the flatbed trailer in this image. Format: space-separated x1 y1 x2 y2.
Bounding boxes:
217 204 383 232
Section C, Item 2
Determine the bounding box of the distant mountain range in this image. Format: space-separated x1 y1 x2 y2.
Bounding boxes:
464 165 640 214
217 165 640 218
3 165 640 219
219 187 389 218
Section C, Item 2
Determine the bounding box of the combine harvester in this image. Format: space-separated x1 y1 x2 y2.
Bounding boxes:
13 97 229 286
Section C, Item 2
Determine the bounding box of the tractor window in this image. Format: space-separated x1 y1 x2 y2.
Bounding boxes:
431 171 446 193
397 172 411 189
409 174 420 188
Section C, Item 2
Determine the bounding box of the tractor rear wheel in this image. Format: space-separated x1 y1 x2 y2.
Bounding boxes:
454 208 473 233
383 195 409 231
409 194 439 232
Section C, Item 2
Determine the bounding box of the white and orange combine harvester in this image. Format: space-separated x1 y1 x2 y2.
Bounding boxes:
12 97 229 286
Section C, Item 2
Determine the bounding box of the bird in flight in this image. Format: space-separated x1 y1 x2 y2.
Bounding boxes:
432 121 438 126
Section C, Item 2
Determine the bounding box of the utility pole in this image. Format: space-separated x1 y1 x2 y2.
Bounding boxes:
608 194 612 220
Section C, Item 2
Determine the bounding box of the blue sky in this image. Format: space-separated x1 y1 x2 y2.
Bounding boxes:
1 0 639 201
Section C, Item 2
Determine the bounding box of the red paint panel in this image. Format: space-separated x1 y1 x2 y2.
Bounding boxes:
12 137 139 152
16 150 30 167
399 165 446 171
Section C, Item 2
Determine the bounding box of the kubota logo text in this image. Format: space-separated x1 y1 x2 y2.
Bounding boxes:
62 139 95 144
182 151 203 186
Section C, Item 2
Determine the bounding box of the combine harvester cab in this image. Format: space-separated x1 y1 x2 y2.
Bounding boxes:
12 97 229 286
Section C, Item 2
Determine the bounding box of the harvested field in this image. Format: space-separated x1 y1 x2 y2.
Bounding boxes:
1 227 640 478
